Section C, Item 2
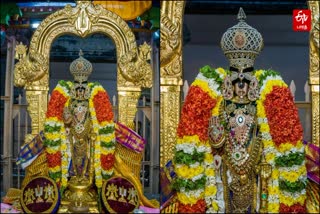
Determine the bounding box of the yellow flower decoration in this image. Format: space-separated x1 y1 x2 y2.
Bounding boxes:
205 168 215 177
175 165 204 179
192 79 218 99
205 185 217 197
265 152 275 163
279 192 306 207
211 96 223 116
177 192 203 205
277 141 303 153
268 202 279 213
176 135 202 146
212 201 219 211
280 165 306 183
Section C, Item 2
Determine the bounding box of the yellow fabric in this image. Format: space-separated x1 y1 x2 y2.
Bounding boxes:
93 1 152 21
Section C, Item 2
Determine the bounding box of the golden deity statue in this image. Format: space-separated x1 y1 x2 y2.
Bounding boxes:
11 50 157 213
172 8 307 213
44 50 114 212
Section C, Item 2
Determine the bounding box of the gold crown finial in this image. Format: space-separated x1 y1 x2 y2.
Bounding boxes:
220 7 264 71
237 7 246 21
69 50 92 83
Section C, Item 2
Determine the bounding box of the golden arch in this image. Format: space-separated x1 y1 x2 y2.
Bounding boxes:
14 0 152 135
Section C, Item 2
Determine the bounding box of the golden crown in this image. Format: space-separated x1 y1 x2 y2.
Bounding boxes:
220 7 264 71
69 50 92 83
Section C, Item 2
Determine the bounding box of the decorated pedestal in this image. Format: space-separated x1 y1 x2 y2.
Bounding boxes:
20 176 60 213
102 176 140 213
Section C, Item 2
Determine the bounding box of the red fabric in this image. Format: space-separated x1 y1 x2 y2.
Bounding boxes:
264 86 303 147
93 91 114 123
46 90 67 120
178 199 206 213
177 86 217 141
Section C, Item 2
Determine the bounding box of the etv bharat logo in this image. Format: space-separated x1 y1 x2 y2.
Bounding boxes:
293 9 311 31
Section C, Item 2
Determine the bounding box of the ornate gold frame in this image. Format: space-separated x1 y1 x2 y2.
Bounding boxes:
308 1 319 147
13 0 152 135
160 1 320 166
160 1 186 167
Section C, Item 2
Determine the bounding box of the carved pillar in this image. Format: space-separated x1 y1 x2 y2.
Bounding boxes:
25 88 48 135
308 1 319 146
118 89 141 129
160 1 185 167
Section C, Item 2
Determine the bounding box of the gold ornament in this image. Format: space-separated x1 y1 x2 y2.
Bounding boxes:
160 1 186 167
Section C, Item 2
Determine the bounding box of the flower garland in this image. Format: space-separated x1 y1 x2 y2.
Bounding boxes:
88 82 116 188
255 69 306 213
44 81 115 194
173 66 307 213
174 66 226 213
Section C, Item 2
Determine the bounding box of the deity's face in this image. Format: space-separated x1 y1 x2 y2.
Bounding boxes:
76 86 86 99
234 80 249 99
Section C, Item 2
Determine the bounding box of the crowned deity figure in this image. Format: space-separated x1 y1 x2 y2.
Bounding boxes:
173 8 307 213
44 50 116 212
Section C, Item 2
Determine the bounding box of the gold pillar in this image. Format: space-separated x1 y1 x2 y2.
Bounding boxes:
26 89 48 135
308 1 319 146
160 1 185 167
118 89 141 129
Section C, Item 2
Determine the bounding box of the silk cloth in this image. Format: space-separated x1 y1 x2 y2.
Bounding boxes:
93 1 152 21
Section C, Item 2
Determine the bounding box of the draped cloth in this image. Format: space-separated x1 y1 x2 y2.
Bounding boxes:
93 1 152 21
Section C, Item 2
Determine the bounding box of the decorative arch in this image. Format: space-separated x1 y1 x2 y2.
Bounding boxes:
14 0 152 135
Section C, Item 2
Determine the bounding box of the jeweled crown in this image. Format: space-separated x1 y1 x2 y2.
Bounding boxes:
220 7 264 71
69 50 92 83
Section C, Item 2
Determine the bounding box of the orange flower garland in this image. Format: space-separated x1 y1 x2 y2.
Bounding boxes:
178 199 206 213
264 86 303 147
46 90 68 120
93 91 114 123
177 85 217 141
101 154 115 170
47 152 62 168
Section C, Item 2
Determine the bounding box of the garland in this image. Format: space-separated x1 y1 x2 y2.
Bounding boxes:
44 81 115 194
255 69 306 213
173 66 307 213
174 66 226 213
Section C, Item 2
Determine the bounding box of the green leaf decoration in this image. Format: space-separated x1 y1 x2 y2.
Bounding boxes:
279 178 306 193
101 140 116 148
44 124 61 133
275 152 304 167
257 69 280 87
199 65 225 89
44 139 62 147
49 171 61 181
99 126 115 135
173 150 205 165
172 176 206 191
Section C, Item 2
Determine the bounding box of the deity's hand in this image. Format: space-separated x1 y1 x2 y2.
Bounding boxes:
63 107 72 125
208 116 225 148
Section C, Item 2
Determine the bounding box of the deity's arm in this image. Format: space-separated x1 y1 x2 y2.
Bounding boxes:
256 70 307 213
173 66 225 213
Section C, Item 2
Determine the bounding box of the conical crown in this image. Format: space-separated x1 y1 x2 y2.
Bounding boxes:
220 7 264 71
69 50 92 83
